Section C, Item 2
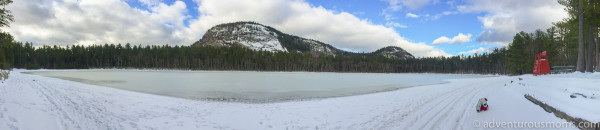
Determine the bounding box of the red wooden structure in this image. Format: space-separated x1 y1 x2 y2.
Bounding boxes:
533 51 551 76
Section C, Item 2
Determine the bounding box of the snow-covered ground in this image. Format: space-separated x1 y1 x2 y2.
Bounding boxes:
514 73 600 122
0 70 597 130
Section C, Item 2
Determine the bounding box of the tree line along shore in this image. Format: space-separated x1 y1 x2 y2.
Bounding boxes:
0 0 598 75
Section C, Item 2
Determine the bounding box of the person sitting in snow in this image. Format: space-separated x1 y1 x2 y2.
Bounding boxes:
476 98 488 112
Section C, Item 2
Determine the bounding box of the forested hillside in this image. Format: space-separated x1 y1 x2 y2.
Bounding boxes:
0 41 508 74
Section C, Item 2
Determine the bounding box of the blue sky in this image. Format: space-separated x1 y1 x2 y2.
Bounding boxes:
126 0 489 54
6 0 568 57
300 0 489 54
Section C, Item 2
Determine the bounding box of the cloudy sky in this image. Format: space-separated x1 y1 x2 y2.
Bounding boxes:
3 0 567 57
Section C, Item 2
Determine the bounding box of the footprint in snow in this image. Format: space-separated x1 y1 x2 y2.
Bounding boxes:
6 124 18 130
8 116 17 122
129 122 138 128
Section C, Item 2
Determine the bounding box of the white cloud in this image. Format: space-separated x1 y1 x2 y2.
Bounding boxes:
383 0 431 10
442 11 454 15
149 1 190 29
138 0 162 6
3 0 450 57
432 36 450 45
424 11 457 20
405 13 419 18
385 22 407 28
458 47 485 55
457 0 568 46
450 33 472 44
4 0 188 46
432 33 472 45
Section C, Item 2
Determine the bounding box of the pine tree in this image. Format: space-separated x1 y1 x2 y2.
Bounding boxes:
508 32 526 75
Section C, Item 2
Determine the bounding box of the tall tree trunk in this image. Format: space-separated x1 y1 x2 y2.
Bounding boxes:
592 0 599 72
577 0 586 72
593 26 600 72
596 24 599 72
587 0 598 72
596 0 600 72
587 25 595 72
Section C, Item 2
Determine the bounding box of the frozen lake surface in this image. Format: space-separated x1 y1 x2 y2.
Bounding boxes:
24 70 484 102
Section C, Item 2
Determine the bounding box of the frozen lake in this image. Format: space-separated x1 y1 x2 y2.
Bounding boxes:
24 70 484 102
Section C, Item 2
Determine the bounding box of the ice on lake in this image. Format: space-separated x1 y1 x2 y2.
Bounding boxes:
24 70 484 102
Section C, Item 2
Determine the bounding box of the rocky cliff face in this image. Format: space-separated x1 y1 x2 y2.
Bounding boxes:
192 22 286 52
192 22 414 59
373 46 415 59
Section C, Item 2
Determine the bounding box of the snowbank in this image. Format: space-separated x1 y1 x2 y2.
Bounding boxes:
1 69 595 129
509 73 600 122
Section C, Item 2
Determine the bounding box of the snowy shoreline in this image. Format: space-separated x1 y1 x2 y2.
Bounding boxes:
0 69 598 129
14 68 500 76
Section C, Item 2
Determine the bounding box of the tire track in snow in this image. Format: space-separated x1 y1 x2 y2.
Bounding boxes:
397 77 501 130
453 77 507 129
420 83 483 129
20 73 219 129
410 81 482 129
428 79 493 130
352 78 487 129
29 76 79 129
26 74 127 129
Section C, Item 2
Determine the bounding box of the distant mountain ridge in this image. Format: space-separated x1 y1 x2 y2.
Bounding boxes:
192 21 414 59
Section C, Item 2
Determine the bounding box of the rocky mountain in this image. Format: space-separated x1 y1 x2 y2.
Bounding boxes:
372 46 414 59
192 22 286 52
192 22 414 59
